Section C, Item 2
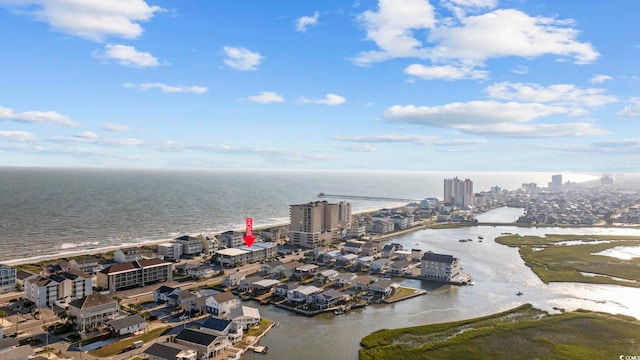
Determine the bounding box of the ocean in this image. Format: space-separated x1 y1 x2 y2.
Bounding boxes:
0 167 598 263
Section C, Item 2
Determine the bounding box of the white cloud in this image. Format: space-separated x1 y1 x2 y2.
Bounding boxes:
590 74 612 84
123 82 208 93
223 46 264 71
456 122 608 137
0 105 79 127
442 0 497 18
486 82 618 107
96 44 159 67
0 130 37 142
296 11 320 32
332 133 487 146
303 93 346 106
0 0 163 41
76 131 98 139
616 97 640 117
248 91 285 104
511 66 528 75
353 0 435 65
102 123 132 132
343 144 379 152
49 132 144 146
404 63 488 80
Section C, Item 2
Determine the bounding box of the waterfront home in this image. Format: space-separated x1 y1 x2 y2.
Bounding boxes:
315 269 339 283
356 256 375 269
381 243 404 259
260 260 284 275
336 273 356 287
174 328 232 360
322 250 342 264
205 291 240 319
238 275 264 292
390 260 413 274
361 239 382 257
273 282 300 298
144 343 197 360
25 271 92 308
370 258 393 273
153 285 178 303
286 285 322 303
370 279 399 297
294 264 319 279
394 250 412 260
221 272 245 288
342 240 366 254
69 258 101 275
68 293 122 333
229 306 261 329
168 289 199 308
336 253 359 268
186 296 207 315
420 252 461 282
347 222 367 238
311 289 348 309
107 314 147 336
97 258 173 291
410 249 424 262
113 247 143 263
352 275 375 291
157 242 182 260
251 279 280 295
174 235 204 257
272 260 303 278
198 317 243 344
187 264 215 279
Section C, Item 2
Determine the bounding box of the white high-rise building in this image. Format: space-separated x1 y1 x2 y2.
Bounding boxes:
338 201 352 228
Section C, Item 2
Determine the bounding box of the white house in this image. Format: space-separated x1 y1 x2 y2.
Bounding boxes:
229 306 261 329
157 242 182 260
113 247 142 263
369 279 399 297
286 285 322 303
107 314 147 336
221 272 245 288
205 291 240 319
198 317 243 345
273 282 300 297
187 265 214 279
370 259 393 273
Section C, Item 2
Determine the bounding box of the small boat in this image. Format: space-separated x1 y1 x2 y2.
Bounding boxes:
478 236 484 240
516 291 523 296
334 308 344 315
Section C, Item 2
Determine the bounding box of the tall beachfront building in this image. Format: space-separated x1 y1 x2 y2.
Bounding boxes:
338 200 352 228
549 174 563 191
443 177 475 208
289 201 340 248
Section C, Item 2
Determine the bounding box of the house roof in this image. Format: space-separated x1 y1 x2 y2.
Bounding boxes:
201 317 233 332
68 292 116 310
73 257 98 265
392 260 412 268
281 261 302 270
372 279 396 289
230 305 260 320
144 343 193 359
353 275 374 284
421 252 456 263
294 285 322 296
108 314 146 332
274 282 300 291
381 245 394 252
155 285 177 295
169 290 197 301
317 289 344 300
0 344 34 360
319 269 339 277
16 270 35 281
373 258 393 265
175 328 217 346
338 272 355 280
253 279 280 288
241 275 263 284
138 257 171 267
0 337 19 350
100 258 170 274
210 291 237 304
296 264 318 272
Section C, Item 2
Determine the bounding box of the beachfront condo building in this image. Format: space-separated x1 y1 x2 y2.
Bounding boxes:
443 177 475 208
173 235 204 257
338 200 352 228
214 242 277 267
0 264 16 294
24 271 93 308
158 242 182 260
289 201 340 248
420 252 461 282
97 258 173 291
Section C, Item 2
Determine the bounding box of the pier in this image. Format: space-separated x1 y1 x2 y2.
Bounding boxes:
317 193 420 202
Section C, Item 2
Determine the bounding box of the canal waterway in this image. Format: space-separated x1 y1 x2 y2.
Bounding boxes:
245 207 640 360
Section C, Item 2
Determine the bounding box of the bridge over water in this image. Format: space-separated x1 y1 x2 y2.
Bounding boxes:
317 192 420 202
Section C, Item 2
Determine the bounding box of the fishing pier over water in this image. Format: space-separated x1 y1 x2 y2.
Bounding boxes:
317 192 420 202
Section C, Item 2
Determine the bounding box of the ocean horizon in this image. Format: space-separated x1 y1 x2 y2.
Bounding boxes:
0 167 602 264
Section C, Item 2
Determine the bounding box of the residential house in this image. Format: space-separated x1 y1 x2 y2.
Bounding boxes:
68 293 122 333
218 231 244 248
69 258 101 275
370 279 399 297
273 282 300 298
15 269 36 288
0 339 34 360
153 285 178 303
421 252 461 282
347 222 366 238
198 317 243 344
361 239 382 257
381 243 404 259
113 247 143 263
394 250 412 260
229 306 261 329
370 259 393 273
342 240 365 254
157 242 182 260
311 289 347 309
294 264 319 279
168 290 198 308
309 247 327 261
251 279 280 295
352 275 375 291
205 291 240 319
174 235 204 257
336 253 358 268
97 258 173 291
322 250 342 264
372 219 394 234
356 256 375 269
410 249 424 262
0 264 16 294
174 328 231 360
237 276 264 292
221 272 245 288
260 260 283 275
187 265 214 279
314 269 339 283
144 342 197 360
286 285 322 303
390 214 409 230
272 261 303 278
185 296 207 315
336 273 355 287
390 260 412 274
107 314 147 336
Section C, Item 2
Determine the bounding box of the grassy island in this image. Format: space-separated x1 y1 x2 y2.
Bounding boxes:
495 234 640 287
359 304 640 359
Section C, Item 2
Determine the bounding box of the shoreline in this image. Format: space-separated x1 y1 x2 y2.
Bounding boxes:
3 204 408 267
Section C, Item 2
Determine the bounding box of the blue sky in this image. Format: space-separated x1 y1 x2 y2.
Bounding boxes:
0 0 639 172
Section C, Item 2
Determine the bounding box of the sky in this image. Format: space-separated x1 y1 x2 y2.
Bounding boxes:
0 0 639 172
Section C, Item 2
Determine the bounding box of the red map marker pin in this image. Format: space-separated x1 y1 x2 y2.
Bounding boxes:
243 217 256 248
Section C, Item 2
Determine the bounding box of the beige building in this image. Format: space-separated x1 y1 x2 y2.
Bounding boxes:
97 258 173 291
68 293 122 333
24 271 92 308
289 201 340 248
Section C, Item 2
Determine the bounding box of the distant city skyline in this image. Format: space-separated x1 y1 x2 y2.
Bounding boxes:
0 1 639 172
